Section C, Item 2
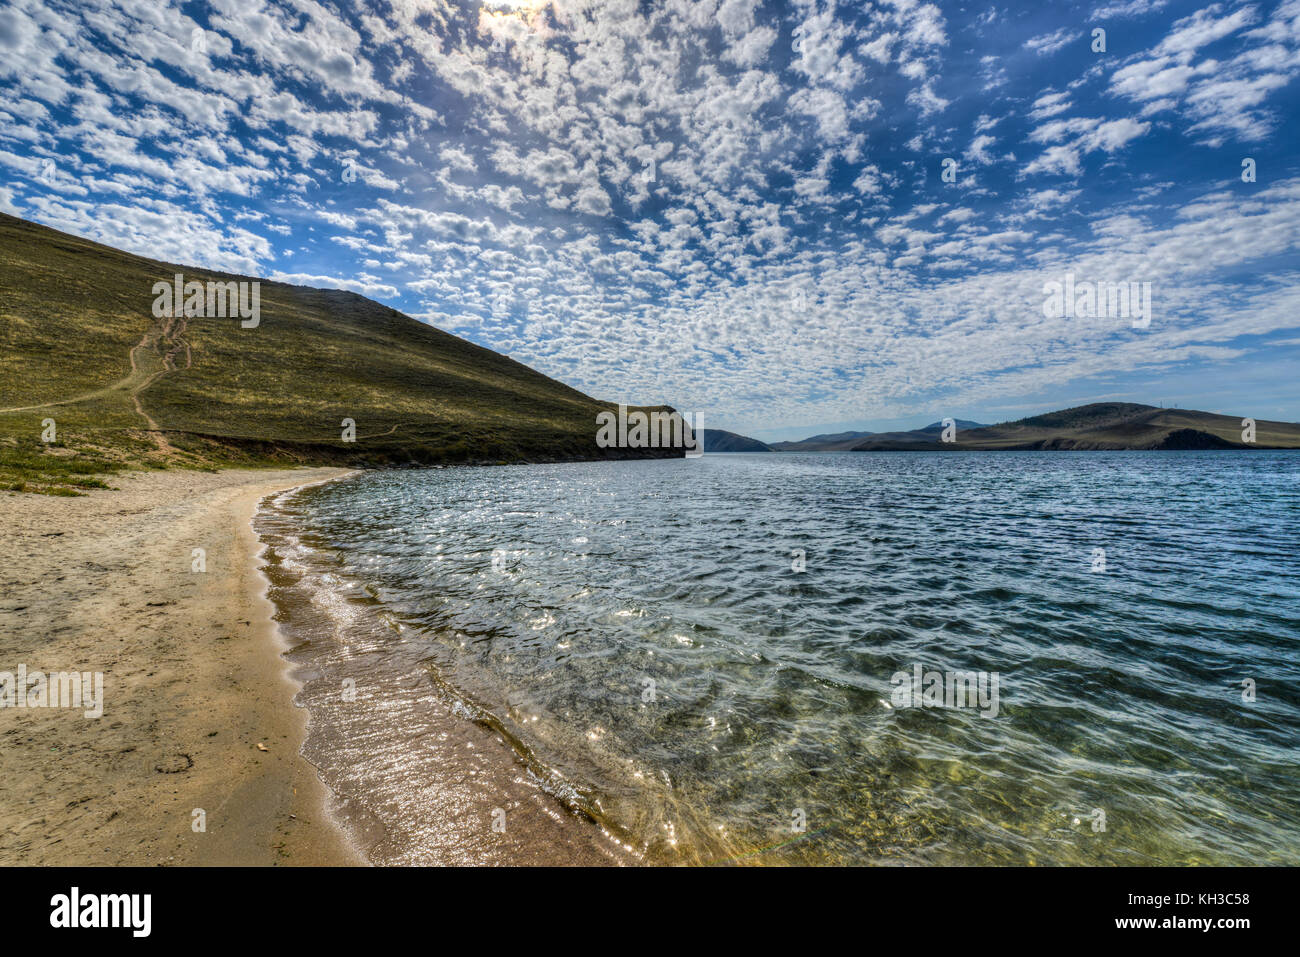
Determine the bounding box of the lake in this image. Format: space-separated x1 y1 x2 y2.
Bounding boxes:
256 452 1300 865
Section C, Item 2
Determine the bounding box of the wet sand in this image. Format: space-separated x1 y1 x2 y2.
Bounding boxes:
257 486 638 866
0 467 360 865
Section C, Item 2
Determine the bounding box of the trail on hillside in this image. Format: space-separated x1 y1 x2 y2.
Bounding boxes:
364 422 413 438
128 312 191 451
0 373 142 415
0 311 191 453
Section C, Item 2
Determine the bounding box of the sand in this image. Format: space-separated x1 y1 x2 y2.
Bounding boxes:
0 466 361 866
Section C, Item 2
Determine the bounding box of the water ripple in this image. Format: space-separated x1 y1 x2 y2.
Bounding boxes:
270 451 1300 865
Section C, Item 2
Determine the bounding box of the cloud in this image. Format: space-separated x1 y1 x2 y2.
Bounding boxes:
269 270 399 298
1105 2 1298 144
906 81 949 117
1024 29 1075 56
1091 0 1169 19
1029 92 1072 120
0 0 1297 433
1025 117 1150 175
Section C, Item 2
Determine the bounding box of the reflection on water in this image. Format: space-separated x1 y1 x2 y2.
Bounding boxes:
259 452 1300 865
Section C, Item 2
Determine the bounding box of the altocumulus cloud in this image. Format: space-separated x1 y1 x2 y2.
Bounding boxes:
1 0 1299 433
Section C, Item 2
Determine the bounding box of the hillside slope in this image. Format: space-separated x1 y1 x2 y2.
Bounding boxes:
770 430 874 451
851 403 1300 450
0 214 678 491
773 420 990 451
700 429 772 452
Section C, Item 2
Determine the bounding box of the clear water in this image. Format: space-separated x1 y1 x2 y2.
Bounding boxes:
262 452 1300 865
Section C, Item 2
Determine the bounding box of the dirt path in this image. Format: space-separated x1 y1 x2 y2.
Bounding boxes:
126 314 190 451
0 372 145 416
362 422 412 439
1 312 191 454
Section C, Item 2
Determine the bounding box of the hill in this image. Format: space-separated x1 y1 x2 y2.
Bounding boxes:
850 403 1300 450
770 430 875 451
700 429 773 452
0 214 681 493
918 418 986 433
772 421 986 451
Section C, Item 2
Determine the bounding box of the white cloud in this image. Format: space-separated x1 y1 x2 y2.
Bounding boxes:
1024 29 1075 56
269 270 399 298
2 0 1297 434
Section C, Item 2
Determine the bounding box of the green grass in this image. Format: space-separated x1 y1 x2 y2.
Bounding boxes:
0 213 679 492
0 436 131 492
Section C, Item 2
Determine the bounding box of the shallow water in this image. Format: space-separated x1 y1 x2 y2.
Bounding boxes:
260 452 1300 865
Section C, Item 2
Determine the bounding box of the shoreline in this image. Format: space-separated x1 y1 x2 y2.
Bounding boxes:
0 466 361 865
255 471 638 866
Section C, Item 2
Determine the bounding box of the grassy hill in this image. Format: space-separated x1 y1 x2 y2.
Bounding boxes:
0 213 678 493
851 403 1300 450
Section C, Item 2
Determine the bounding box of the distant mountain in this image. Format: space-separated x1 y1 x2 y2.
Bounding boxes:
918 419 985 433
772 421 986 451
850 403 1300 450
770 430 875 451
700 429 773 452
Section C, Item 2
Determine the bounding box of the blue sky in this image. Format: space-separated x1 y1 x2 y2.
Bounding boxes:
1 0 1298 441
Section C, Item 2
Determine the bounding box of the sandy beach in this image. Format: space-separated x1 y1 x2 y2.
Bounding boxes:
0 466 360 866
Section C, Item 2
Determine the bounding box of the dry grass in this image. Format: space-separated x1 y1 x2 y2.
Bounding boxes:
0 213 676 492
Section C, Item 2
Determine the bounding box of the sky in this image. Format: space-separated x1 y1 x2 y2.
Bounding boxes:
1 0 1298 441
